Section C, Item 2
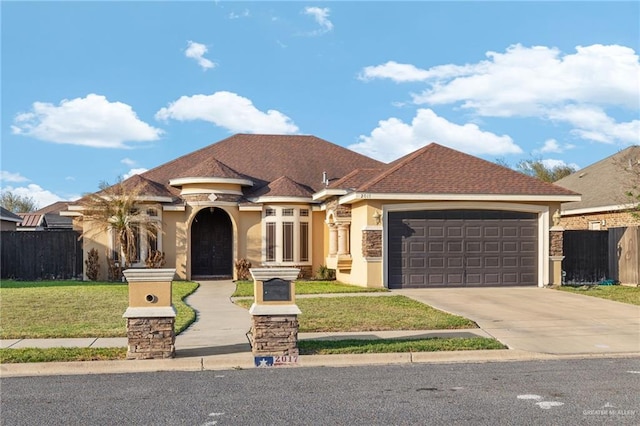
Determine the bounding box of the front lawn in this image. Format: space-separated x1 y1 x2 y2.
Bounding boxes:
235 295 476 332
299 337 506 355
232 280 388 297
557 285 640 306
0 280 199 339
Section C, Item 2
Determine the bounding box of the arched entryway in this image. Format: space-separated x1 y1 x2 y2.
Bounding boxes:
191 207 233 278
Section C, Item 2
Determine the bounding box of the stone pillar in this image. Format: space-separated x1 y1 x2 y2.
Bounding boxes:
328 223 338 256
122 268 177 360
549 228 565 286
337 223 350 255
249 268 301 367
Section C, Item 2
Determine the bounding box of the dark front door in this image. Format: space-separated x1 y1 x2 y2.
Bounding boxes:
388 210 538 288
191 208 233 277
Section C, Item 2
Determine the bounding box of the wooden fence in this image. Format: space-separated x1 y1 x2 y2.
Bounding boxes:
0 231 83 280
609 227 640 285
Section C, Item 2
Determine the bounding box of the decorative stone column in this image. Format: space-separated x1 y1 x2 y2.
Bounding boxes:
249 268 301 367
337 223 350 256
328 222 338 257
549 210 565 286
122 268 177 360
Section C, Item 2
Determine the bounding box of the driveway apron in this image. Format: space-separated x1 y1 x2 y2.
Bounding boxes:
175 280 252 357
395 287 640 355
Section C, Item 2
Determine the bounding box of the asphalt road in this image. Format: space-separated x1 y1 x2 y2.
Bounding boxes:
2 358 639 425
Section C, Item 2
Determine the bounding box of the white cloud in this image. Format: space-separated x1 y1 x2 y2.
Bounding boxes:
185 41 216 70
361 44 640 146
541 158 580 170
1 171 29 183
2 184 77 209
155 91 299 134
348 108 522 162
123 168 148 179
548 104 640 145
358 61 471 83
121 157 137 167
303 7 333 35
11 94 163 148
538 139 562 153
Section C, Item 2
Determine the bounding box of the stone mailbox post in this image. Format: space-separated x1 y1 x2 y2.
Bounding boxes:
122 268 176 360
249 268 301 367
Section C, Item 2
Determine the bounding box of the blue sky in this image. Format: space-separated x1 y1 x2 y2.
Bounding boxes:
2 1 639 208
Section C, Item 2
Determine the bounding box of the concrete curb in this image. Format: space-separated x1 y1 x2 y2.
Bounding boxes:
2 350 639 378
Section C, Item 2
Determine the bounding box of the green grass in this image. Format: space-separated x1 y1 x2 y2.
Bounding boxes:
0 347 127 363
232 280 388 297
0 280 199 338
235 295 476 332
558 285 640 306
298 337 506 355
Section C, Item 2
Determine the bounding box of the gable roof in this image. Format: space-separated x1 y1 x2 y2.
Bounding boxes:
34 201 72 215
355 143 579 196
0 206 23 223
248 175 315 199
141 134 385 197
555 146 640 213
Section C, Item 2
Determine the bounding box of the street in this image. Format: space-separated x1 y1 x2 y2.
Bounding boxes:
1 357 639 425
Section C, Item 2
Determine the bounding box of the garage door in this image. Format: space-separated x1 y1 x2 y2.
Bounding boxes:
388 210 537 288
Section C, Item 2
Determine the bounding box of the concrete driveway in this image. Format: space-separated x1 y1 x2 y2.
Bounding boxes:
395 287 640 355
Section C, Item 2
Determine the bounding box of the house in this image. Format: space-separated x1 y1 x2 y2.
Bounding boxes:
555 146 640 230
0 207 23 231
66 134 580 288
17 201 75 231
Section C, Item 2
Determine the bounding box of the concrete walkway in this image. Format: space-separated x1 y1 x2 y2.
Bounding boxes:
396 287 640 355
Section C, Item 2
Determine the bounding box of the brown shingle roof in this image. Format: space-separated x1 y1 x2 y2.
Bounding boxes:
248 176 314 198
171 156 249 182
328 168 385 190
555 145 640 211
141 134 384 196
119 174 178 198
34 201 72 215
357 143 579 196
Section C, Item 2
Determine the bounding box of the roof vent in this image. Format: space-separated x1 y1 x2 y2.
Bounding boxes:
579 173 586 178
322 171 329 186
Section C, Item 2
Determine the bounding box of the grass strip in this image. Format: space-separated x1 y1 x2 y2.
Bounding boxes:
235 295 476 332
0 347 127 363
299 337 506 355
557 285 640 306
0 280 199 338
233 280 388 297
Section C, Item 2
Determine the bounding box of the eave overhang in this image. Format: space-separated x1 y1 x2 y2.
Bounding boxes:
338 192 582 205
312 188 348 201
169 177 254 187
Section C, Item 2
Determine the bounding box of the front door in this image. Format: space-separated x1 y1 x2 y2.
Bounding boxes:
191 208 233 277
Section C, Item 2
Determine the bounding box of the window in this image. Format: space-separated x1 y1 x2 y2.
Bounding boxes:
283 222 294 261
266 222 276 262
263 206 311 264
300 222 309 262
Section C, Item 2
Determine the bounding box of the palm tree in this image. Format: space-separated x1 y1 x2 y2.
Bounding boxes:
79 179 161 271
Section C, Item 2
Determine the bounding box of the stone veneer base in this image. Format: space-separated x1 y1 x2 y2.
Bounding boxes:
126 317 175 360
250 314 299 357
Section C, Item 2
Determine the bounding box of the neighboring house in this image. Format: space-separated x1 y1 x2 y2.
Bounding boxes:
0 207 23 231
66 134 579 288
555 146 640 230
17 202 74 231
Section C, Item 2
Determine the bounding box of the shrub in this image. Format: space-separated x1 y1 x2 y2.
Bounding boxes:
84 248 100 281
235 258 252 280
316 264 336 280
